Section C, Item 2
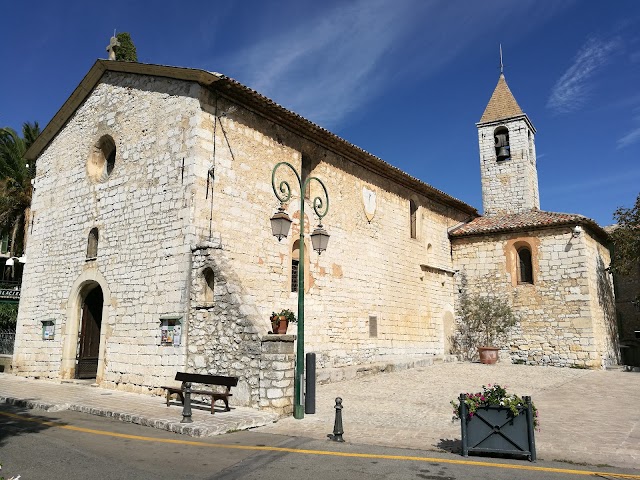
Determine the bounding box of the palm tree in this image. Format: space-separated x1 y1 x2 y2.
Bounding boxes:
0 122 41 257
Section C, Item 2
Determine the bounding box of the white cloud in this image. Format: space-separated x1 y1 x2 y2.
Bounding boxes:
547 37 621 114
617 125 640 148
224 0 415 126
217 0 571 128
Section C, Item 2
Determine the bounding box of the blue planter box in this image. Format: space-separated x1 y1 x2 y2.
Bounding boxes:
459 394 537 461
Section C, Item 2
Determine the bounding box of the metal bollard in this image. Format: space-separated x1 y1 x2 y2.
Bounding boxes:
181 382 193 423
305 352 316 414
330 397 344 442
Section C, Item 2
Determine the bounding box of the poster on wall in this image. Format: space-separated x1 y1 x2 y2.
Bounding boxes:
160 316 182 346
42 320 55 340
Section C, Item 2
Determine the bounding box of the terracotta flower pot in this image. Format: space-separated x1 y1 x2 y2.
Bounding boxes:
271 316 288 334
478 346 499 364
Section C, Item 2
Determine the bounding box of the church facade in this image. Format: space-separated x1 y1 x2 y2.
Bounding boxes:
11 60 618 411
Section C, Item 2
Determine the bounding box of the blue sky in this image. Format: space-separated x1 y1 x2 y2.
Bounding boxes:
2 0 639 226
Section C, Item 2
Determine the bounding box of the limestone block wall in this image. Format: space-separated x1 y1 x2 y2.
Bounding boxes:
259 335 295 415
190 91 470 370
478 119 539 215
452 227 612 368
13 72 202 389
14 69 474 398
584 235 618 366
188 244 262 406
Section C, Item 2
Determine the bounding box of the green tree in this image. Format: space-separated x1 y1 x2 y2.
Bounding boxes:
0 122 40 256
115 32 138 62
0 303 18 331
610 193 640 277
452 274 518 360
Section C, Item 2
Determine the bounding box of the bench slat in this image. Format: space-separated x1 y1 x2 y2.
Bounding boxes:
174 372 238 387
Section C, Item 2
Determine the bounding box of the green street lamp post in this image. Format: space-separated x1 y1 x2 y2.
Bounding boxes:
270 161 330 419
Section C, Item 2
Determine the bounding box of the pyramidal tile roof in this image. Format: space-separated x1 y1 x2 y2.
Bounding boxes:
479 74 524 123
449 209 608 240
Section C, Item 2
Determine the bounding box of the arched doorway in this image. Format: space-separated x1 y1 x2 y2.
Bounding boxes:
76 285 103 379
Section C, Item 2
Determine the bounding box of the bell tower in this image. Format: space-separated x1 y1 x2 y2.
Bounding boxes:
476 59 539 216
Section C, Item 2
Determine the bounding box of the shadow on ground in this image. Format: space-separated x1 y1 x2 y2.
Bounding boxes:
436 438 461 454
0 403 66 448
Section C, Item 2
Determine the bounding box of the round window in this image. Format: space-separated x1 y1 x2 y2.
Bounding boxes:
87 135 116 182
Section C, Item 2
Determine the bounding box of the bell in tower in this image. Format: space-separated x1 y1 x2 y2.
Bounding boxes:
494 126 510 161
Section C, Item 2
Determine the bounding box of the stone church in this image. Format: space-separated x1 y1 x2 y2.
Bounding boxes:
11 59 618 412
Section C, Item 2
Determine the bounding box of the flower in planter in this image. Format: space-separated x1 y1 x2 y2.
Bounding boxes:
450 384 539 429
276 309 297 323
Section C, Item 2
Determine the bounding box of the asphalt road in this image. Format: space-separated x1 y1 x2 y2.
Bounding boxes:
1 404 639 480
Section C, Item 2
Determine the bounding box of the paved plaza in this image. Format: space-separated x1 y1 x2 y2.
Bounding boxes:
1 362 639 469
258 362 640 468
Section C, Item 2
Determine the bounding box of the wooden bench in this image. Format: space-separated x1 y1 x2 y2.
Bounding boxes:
162 372 238 414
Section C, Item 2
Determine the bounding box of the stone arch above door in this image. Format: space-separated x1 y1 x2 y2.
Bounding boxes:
61 270 112 381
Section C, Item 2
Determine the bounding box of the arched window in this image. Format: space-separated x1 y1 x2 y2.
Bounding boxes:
291 240 300 292
86 228 99 259
517 247 533 284
203 268 215 303
494 126 510 161
410 200 417 239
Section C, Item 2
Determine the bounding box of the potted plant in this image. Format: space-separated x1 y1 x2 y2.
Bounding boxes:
270 309 296 334
455 279 517 364
451 384 538 461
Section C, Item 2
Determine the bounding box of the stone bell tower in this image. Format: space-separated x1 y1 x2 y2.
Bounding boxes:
476 69 540 216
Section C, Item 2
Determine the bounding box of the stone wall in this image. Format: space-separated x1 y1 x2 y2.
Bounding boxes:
259 335 295 415
452 226 615 368
13 70 471 401
188 244 262 406
191 90 469 370
477 119 539 215
13 72 202 389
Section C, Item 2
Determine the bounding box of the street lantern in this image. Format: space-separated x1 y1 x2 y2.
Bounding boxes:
310 224 330 254
271 161 330 419
270 206 292 241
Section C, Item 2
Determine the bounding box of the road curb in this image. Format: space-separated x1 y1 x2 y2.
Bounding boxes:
0 395 277 437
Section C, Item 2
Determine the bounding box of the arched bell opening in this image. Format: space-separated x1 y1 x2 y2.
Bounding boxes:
494 126 510 161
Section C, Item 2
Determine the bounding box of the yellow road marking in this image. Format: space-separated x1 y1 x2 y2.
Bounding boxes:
1 410 638 478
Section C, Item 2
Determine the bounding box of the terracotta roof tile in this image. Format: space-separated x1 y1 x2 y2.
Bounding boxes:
449 210 608 240
479 74 524 123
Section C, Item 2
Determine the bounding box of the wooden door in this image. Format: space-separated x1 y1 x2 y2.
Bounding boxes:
76 287 103 379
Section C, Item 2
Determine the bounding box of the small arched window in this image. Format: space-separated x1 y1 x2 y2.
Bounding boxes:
410 200 417 239
291 240 300 292
494 126 510 161
203 267 215 303
87 228 99 259
517 247 533 284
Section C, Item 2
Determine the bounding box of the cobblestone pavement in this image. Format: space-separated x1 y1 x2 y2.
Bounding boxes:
255 363 640 469
0 374 277 436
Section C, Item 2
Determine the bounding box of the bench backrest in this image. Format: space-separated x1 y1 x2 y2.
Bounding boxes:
175 372 239 387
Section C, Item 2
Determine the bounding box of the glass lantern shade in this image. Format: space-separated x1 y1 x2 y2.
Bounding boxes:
270 207 292 241
310 224 330 254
